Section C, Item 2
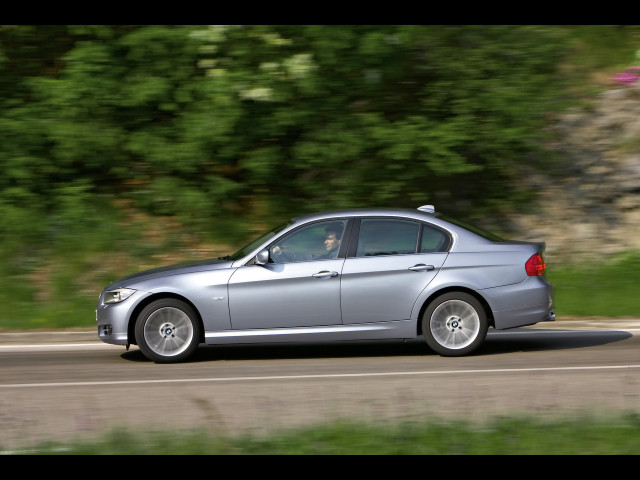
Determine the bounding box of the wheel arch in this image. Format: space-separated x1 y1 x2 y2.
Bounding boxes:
127 292 205 346
416 286 494 336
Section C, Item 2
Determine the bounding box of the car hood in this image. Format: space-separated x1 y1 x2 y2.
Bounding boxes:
104 258 233 290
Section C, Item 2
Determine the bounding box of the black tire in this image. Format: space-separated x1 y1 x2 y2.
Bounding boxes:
422 292 488 356
135 298 202 363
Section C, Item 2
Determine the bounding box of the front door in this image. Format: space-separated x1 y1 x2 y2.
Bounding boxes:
227 219 348 330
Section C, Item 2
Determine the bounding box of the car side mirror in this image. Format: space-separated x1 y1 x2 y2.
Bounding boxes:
255 249 270 266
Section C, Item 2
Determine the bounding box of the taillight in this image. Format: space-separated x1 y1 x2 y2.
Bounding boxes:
525 253 546 276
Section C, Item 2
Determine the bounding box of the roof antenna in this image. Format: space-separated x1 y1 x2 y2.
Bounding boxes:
417 205 435 213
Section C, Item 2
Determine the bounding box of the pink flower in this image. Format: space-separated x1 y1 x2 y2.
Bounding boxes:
613 67 640 85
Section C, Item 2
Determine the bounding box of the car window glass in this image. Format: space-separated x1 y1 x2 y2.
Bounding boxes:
269 220 347 263
420 224 450 253
356 219 419 257
230 221 293 260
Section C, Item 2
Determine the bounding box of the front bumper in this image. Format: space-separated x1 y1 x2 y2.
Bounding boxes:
96 290 146 346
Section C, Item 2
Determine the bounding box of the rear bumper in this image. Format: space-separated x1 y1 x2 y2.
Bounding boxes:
482 276 555 330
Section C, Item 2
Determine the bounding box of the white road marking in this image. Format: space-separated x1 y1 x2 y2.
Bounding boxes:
1 327 638 389
0 343 115 351
490 328 640 335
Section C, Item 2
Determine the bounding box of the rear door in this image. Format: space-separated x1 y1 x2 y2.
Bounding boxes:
340 218 448 324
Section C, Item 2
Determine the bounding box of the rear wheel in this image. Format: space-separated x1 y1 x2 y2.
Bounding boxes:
135 298 202 363
422 292 488 356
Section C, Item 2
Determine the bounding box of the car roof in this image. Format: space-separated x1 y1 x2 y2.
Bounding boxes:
291 207 435 223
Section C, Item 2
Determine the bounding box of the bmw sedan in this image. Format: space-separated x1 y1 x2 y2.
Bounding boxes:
96 206 555 362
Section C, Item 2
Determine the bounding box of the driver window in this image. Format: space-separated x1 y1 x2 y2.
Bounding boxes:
270 220 347 263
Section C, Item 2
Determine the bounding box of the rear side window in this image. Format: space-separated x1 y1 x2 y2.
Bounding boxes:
420 224 451 253
356 219 419 257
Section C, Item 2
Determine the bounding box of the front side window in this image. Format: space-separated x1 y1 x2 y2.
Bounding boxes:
356 219 419 257
269 220 347 263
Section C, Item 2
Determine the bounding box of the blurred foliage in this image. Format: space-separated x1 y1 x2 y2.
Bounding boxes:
1 25 640 327
2 25 640 242
2 25 624 248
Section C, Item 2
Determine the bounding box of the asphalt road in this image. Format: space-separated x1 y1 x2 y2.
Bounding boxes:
1 318 639 451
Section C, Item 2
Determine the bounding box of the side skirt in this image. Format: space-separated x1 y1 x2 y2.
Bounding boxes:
204 320 417 345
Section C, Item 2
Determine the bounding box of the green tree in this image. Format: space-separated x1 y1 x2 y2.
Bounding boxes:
0 25 582 252
192 25 568 222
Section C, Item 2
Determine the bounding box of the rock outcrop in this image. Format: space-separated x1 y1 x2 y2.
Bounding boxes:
509 82 640 263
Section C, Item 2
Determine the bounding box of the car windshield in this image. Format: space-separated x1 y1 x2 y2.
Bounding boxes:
229 221 293 260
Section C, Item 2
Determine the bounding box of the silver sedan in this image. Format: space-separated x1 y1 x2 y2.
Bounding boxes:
96 206 555 362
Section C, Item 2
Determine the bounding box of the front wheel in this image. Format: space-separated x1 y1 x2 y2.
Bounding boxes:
422 292 488 356
135 298 202 363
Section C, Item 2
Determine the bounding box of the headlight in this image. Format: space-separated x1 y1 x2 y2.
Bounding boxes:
103 288 136 304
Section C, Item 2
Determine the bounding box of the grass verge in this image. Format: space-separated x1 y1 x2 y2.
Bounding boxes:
8 413 640 455
547 251 640 318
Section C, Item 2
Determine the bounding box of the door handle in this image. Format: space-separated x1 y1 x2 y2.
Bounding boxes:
409 264 434 272
312 270 339 278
